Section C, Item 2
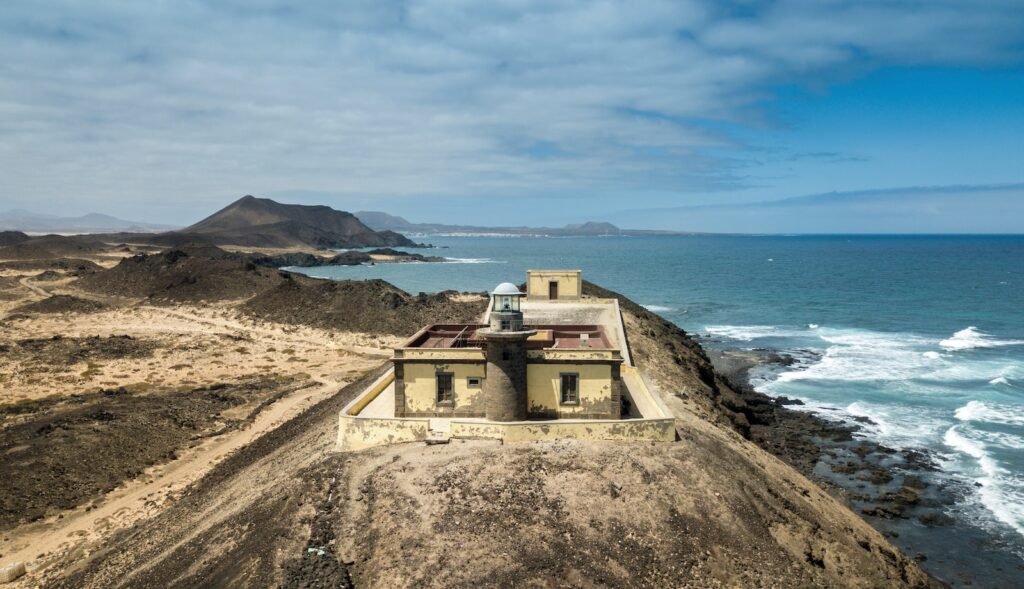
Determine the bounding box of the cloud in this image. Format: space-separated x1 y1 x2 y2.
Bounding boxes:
0 1 1022 222
787 152 868 164
617 183 1024 233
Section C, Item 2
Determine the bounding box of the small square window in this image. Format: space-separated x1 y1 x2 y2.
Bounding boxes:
560 373 579 405
436 373 454 404
502 349 512 361
467 376 482 387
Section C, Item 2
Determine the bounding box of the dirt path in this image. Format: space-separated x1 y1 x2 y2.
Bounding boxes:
3 376 347 585
0 281 395 585
145 305 397 358
16 277 49 299
40 367 386 589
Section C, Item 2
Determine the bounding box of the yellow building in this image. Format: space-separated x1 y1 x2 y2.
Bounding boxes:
393 282 623 421
526 269 582 300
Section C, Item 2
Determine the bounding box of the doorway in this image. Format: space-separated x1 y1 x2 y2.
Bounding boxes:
549 281 559 300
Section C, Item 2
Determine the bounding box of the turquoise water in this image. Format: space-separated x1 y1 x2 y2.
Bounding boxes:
293 234 1024 575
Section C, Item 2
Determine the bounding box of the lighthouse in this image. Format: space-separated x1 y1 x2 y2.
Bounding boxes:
481 282 535 421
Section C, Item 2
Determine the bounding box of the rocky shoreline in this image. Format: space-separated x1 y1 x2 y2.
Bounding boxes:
252 247 445 268
705 346 1023 587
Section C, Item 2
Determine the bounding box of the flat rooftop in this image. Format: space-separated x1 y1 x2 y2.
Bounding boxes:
403 323 615 350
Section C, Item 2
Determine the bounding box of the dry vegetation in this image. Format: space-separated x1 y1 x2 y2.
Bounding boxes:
0 238 486 586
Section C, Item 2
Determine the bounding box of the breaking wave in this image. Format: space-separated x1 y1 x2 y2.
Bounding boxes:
703 324 810 341
940 327 1024 352
943 426 1024 538
716 321 1024 540
441 257 506 264
769 329 935 383
955 401 1024 427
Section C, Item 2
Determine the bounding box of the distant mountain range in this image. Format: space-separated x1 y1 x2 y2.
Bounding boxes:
1 197 419 251
0 209 178 234
355 211 690 237
2 197 694 251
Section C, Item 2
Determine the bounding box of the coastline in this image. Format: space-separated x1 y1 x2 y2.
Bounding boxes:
706 346 1022 587
0 246 936 587
209 231 1024 589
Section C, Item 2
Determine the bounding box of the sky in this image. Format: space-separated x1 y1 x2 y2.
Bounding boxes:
1 1 1023 233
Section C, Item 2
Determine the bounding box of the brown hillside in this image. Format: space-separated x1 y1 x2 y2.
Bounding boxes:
0 235 113 261
0 230 31 247
242 279 488 336
73 247 486 334
75 248 291 303
178 195 417 249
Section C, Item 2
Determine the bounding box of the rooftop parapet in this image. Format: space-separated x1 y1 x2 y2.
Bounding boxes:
399 323 616 351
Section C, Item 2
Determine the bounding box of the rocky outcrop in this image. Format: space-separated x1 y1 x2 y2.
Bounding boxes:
74 247 291 302
583 281 759 434
0 231 31 247
241 278 486 336
249 248 444 268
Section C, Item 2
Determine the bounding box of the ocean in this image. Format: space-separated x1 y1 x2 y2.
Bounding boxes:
292 234 1024 583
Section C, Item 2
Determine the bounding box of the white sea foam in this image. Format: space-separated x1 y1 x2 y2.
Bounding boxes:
845 401 946 447
940 327 1024 352
808 323 820 329
441 257 505 264
740 321 1024 540
845 401 894 438
987 365 1019 387
943 426 1024 538
955 400 1024 427
642 304 674 312
703 325 808 341
770 329 934 383
757 326 1024 386
765 396 941 449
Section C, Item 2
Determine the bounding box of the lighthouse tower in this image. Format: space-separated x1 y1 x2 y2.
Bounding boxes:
481 283 535 421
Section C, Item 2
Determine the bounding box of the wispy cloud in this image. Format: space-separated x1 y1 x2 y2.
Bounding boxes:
787 152 868 164
0 1 1022 223
617 183 1024 233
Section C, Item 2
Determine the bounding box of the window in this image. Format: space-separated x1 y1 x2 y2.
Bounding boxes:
467 376 482 387
500 320 511 330
560 373 579 405
436 373 454 404
502 349 512 361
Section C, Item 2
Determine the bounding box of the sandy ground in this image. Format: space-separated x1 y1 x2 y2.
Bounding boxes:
217 245 336 257
1 378 332 577
0 264 397 584
43 363 931 588
0 277 399 404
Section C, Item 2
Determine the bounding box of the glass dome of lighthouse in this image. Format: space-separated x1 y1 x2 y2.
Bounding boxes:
488 282 529 333
492 282 523 312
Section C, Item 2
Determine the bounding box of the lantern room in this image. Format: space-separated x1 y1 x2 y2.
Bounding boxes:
492 282 523 313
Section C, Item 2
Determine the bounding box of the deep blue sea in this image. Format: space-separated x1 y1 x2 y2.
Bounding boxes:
293 234 1024 581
